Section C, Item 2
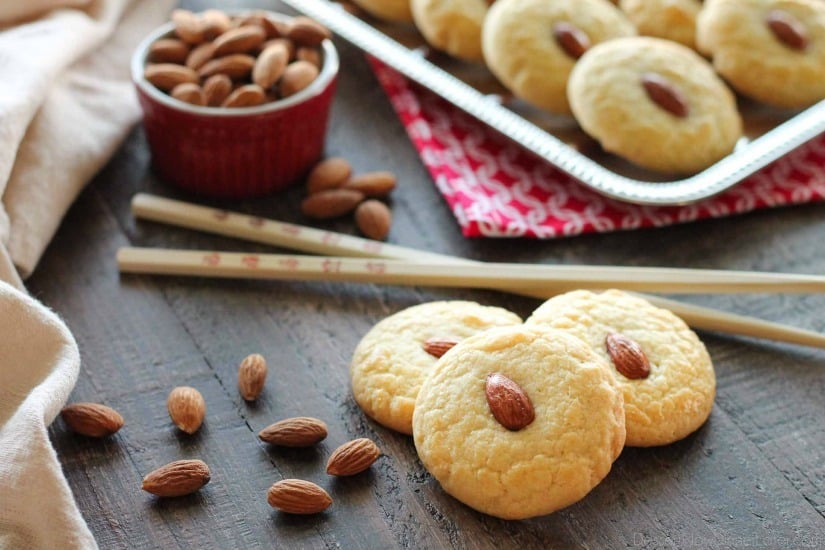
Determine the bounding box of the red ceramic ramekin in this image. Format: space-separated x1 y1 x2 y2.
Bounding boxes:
131 14 339 199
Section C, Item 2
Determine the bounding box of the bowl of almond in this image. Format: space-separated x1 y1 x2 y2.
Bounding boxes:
131 9 339 199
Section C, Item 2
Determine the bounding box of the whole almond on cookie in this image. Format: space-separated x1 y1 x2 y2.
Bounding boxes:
148 38 190 64
213 25 266 57
144 64 199 92
605 333 651 379
344 171 397 197
485 372 535 431
167 386 206 434
238 353 267 401
259 417 328 446
326 438 381 476
142 459 211 497
301 188 364 219
267 479 332 514
422 337 459 359
306 157 352 194
253 43 290 89
60 403 124 437
280 60 319 97
355 200 392 241
203 74 232 106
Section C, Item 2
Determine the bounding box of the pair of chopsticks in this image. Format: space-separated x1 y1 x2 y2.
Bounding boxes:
117 193 825 349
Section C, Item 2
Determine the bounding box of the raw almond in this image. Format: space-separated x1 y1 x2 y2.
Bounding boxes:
203 74 233 107
144 63 199 92
279 60 319 97
259 416 328 446
222 84 266 108
422 337 459 359
354 200 392 241
237 12 280 38
213 25 266 57
605 333 651 380
326 438 381 476
142 459 211 497
485 372 535 431
765 9 808 50
60 402 124 437
171 82 206 106
296 47 322 68
301 188 365 219
198 54 256 80
262 38 296 60
306 157 352 194
641 72 689 118
343 171 397 197
171 9 206 44
267 479 332 514
148 38 190 64
287 16 332 47
167 386 206 434
238 353 267 401
201 9 232 40
553 22 591 60
185 41 216 70
252 43 289 89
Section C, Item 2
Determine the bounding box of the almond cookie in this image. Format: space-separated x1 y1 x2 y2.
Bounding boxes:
411 0 490 62
350 301 521 435
697 0 825 109
482 0 636 114
567 36 742 174
412 325 626 519
351 0 413 23
619 0 702 49
526 289 715 447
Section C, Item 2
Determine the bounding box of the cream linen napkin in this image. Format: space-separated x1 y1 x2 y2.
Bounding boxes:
0 0 173 548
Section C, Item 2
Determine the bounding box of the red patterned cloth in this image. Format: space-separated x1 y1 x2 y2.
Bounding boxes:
369 58 825 238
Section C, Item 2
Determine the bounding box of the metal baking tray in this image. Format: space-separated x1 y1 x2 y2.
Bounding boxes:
282 0 825 206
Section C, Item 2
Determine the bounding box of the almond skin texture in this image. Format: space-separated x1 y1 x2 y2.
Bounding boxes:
485 373 535 431
167 386 206 434
343 171 397 197
267 479 332 514
326 438 381 476
185 41 216 70
60 403 124 437
203 74 232 106
605 333 651 380
213 25 266 57
238 353 267 401
306 157 352 194
287 16 332 47
222 84 266 108
280 60 319 97
201 9 232 39
148 38 190 64
422 338 459 359
142 459 211 497
765 9 808 50
641 72 689 118
144 64 199 92
252 43 289 89
259 417 328 446
553 22 590 60
354 200 392 241
198 54 255 80
171 82 205 106
301 188 364 219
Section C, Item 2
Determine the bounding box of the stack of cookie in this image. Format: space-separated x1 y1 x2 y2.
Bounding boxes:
350 0 825 175
349 290 716 519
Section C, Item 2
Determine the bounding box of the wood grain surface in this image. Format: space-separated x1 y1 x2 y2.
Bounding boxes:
26 0 825 548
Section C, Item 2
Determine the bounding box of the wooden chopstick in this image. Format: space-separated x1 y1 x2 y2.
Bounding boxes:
117 247 825 295
126 193 825 349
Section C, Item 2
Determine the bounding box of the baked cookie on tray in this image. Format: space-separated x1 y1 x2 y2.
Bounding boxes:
350 0 413 23
482 0 636 114
350 300 521 435
412 324 626 520
619 0 702 49
526 289 716 447
411 0 490 62
696 0 825 109
567 36 743 174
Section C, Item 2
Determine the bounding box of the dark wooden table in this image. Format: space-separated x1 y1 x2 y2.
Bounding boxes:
29 1 825 547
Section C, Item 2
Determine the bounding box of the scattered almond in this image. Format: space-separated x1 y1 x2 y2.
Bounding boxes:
259 417 328 447
197 54 256 80
149 38 191 64
279 60 319 97
142 459 211 497
344 171 397 197
252 43 289 89
222 84 266 108
605 333 651 379
167 386 206 434
326 438 381 476
144 63 199 92
238 353 267 401
287 16 332 47
485 372 535 431
267 479 332 514
354 200 392 241
203 74 233 106
301 188 365 219
422 337 459 359
306 157 352 194
213 25 266 57
60 403 124 437
171 82 206 106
